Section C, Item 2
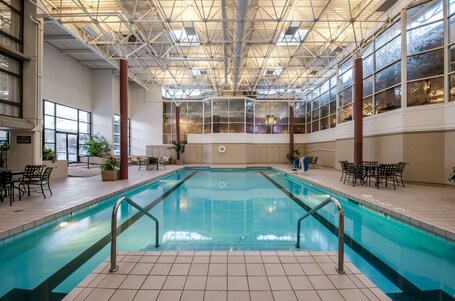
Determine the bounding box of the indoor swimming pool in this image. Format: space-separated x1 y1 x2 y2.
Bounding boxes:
0 168 453 301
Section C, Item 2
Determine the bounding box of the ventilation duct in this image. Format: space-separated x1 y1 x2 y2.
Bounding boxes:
232 0 250 93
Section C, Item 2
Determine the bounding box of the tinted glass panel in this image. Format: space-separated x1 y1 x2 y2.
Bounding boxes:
450 73 455 101
338 104 353 123
375 61 401 92
407 0 443 29
363 55 374 77
375 36 401 70
407 49 444 80
339 87 352 107
376 21 401 49
407 21 443 55
363 97 373 116
407 76 444 106
375 86 402 114
363 76 373 96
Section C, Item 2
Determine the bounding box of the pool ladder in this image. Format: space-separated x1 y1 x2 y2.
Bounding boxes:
296 196 345 274
110 197 159 272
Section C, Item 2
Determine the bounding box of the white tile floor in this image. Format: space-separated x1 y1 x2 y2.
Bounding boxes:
63 251 391 301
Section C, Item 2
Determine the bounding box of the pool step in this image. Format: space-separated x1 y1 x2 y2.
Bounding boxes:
63 251 391 301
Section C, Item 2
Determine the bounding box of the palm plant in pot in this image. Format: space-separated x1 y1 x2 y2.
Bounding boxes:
100 157 120 181
168 140 187 164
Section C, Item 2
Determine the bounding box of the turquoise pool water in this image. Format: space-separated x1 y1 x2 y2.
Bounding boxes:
0 168 453 301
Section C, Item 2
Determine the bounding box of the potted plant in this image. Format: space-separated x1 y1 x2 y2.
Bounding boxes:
0 139 10 170
286 149 301 163
100 157 120 181
42 147 58 163
82 133 111 157
168 140 187 165
82 133 111 168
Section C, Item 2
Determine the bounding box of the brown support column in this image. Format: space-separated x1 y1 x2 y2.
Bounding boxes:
289 104 294 153
119 59 128 180
175 104 180 143
353 54 363 166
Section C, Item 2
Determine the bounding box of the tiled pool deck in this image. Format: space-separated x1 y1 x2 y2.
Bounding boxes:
1 164 454 300
63 251 391 301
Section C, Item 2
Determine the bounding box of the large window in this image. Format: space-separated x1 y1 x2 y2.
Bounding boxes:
306 76 337 132
407 0 444 106
0 0 22 118
163 98 291 142
43 100 91 162
113 114 130 155
448 0 455 101
374 18 402 114
338 58 353 123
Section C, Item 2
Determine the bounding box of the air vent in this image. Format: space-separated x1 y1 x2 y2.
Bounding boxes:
184 26 197 36
376 0 398 12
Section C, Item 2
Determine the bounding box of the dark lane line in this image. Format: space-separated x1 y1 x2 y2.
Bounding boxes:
0 171 197 301
260 171 453 301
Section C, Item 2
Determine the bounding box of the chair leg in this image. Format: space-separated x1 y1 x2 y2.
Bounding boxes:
48 182 52 195
40 182 46 199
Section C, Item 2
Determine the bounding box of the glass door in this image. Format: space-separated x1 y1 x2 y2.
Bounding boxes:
56 133 78 163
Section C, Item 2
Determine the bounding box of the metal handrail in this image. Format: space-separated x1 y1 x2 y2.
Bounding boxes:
110 197 159 272
295 196 345 274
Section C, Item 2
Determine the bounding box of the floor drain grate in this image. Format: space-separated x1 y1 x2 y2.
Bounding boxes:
13 209 24 212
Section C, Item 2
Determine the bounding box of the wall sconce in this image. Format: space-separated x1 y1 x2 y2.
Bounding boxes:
266 115 276 125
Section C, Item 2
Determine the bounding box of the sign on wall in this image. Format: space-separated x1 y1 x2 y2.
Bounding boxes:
17 136 32 144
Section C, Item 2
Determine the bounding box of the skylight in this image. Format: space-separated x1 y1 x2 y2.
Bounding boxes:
263 67 283 77
171 29 200 46
162 88 203 99
277 28 309 46
191 68 207 76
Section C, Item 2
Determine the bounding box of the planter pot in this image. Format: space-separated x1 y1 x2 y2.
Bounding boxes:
101 170 119 181
176 159 184 165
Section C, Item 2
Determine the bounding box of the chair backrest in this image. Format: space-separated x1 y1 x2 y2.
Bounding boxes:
339 160 347 170
362 161 378 166
24 165 45 178
313 157 319 164
41 167 53 181
396 162 406 174
148 157 158 164
378 164 396 176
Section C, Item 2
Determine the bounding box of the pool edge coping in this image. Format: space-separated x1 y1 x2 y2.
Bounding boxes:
273 166 455 243
0 166 187 243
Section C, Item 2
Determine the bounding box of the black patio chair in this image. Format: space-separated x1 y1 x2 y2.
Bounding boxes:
395 162 407 187
375 164 397 189
29 167 53 198
339 160 348 182
20 165 45 196
344 162 357 186
146 157 159 170
0 170 14 206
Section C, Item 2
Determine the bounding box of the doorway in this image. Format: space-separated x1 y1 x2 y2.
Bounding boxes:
56 132 78 163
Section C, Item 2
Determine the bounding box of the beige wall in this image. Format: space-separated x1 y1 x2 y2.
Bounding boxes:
178 130 455 186
305 141 336 168
183 143 305 164
307 131 453 185
403 131 445 184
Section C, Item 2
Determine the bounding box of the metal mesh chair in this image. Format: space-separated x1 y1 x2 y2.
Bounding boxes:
29 167 53 198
